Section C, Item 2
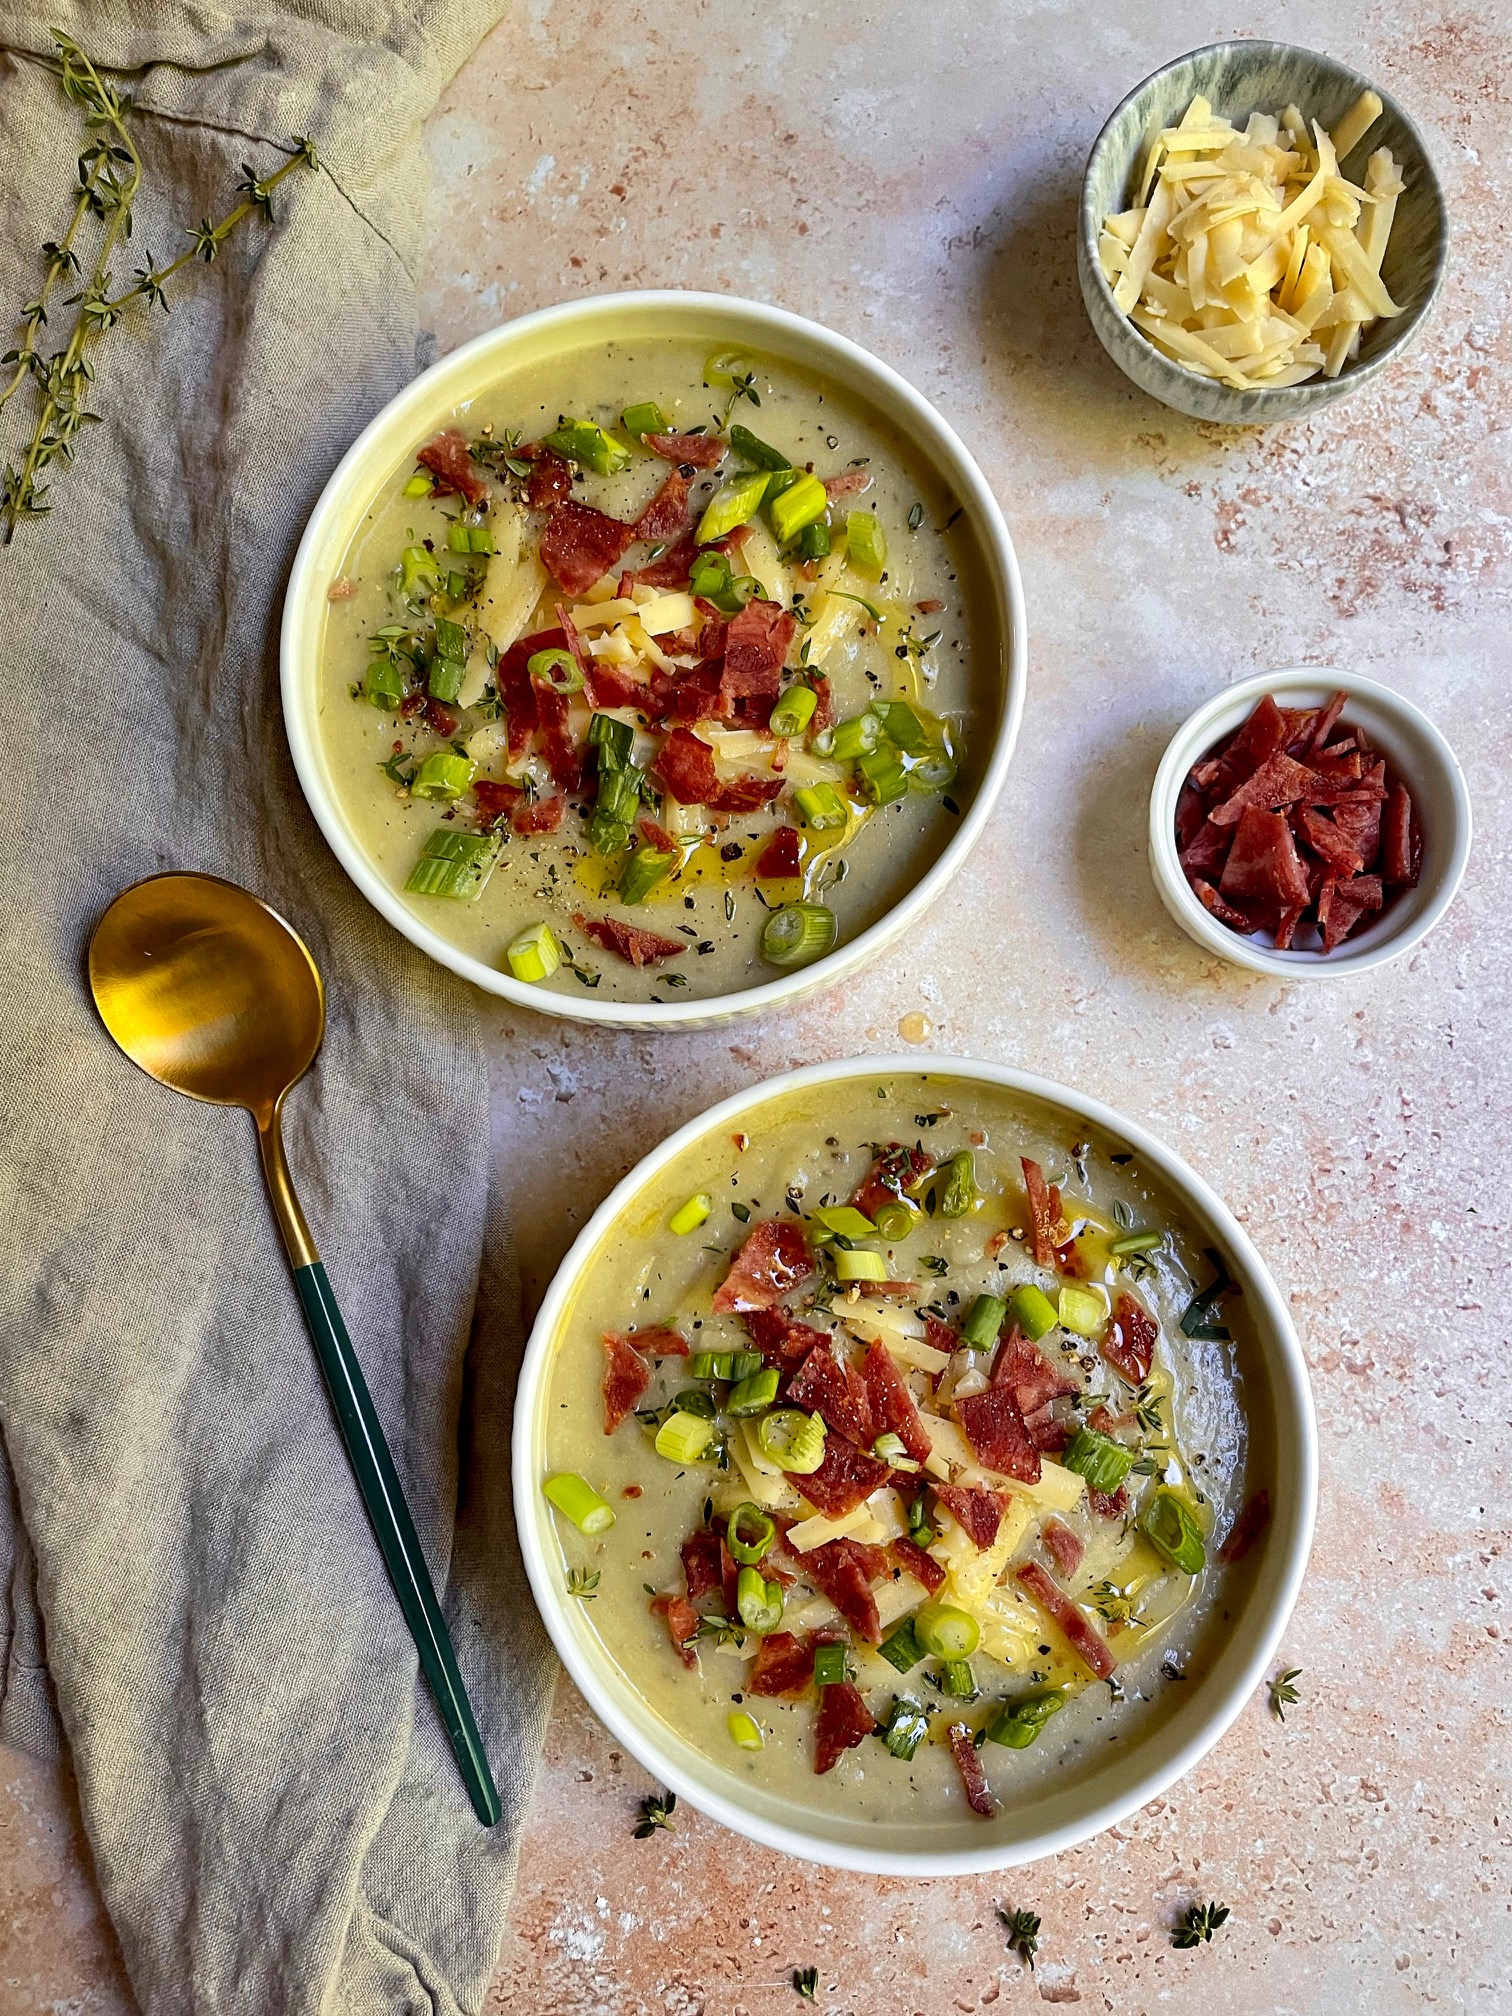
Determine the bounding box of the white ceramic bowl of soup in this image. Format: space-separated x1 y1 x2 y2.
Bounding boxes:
282 293 1026 1028
513 1055 1317 1874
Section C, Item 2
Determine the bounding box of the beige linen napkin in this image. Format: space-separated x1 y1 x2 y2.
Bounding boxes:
0 7 555 2011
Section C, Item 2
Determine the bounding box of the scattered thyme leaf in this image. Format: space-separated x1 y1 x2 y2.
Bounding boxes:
632 1790 677 1839
1268 1666 1302 1722
793 1966 818 2001
998 1905 1040 1970
565 1566 600 1600
1171 1900 1230 1949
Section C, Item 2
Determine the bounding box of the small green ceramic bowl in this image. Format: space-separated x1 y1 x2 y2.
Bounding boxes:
1078 41 1448 422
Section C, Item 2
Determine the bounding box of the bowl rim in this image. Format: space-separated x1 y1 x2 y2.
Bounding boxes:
280 289 1027 1029
1078 37 1449 409
1148 666 1473 977
511 1052 1319 1875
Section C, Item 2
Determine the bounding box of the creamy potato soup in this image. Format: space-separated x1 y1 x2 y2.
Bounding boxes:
541 1075 1272 1827
317 339 995 1002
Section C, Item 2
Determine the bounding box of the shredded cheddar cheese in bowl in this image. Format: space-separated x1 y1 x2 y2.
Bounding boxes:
1099 89 1404 389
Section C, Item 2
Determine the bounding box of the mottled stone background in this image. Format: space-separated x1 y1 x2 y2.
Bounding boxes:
4 3 1508 2012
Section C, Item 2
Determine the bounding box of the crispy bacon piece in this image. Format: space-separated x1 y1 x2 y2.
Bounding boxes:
1190 878 1258 932
497 626 568 756
1021 1157 1062 1267
793 1433 891 1521
852 1144 934 1221
799 1535 887 1643
1103 1293 1157 1385
649 1592 699 1670
1331 764 1385 862
539 499 636 595
924 1315 959 1357
1219 1487 1272 1562
635 468 692 541
651 725 783 813
1179 819 1232 881
1088 1484 1129 1520
1219 806 1311 913
863 1335 933 1464
524 446 573 511
993 1328 1079 1416
1273 902 1306 951
1304 689 1350 757
1296 806 1365 877
1207 752 1330 827
650 661 723 725
1318 873 1384 951
788 1343 875 1447
956 1383 1041 1484
821 468 873 502
1191 691 1288 798
638 815 676 854
889 1534 946 1594
631 1326 688 1357
947 1721 998 1817
1381 783 1421 886
1017 1562 1117 1679
755 827 801 879
472 779 520 828
633 532 699 588
808 673 834 735
713 1220 814 1314
645 430 727 468
417 427 486 507
584 662 653 711
601 1330 651 1432
814 1679 877 1774
572 914 686 968
723 598 796 704
742 1305 830 1372
1043 1517 1084 1578
513 794 566 835
935 1483 1008 1550
748 1631 814 1697
531 683 582 792
681 1525 724 1602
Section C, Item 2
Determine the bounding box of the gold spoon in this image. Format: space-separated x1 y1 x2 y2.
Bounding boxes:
88 871 500 1826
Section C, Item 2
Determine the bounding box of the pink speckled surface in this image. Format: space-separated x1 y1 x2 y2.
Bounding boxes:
4 4 1510 2011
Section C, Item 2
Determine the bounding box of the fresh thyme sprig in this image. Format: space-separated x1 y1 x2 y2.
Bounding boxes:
792 1966 818 2000
1171 1900 1230 1949
565 1566 600 1600
1268 1666 1302 1722
632 1789 677 1838
998 1905 1041 1970
1 33 317 543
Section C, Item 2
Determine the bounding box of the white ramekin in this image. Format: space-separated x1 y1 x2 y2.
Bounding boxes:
512 1055 1317 1876
281 292 1026 1030
1149 668 1471 979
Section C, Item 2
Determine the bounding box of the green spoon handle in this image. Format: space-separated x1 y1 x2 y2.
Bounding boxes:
291 1260 501 1828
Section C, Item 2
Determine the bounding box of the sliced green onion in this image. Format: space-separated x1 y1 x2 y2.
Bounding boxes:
528 647 583 693
704 347 757 391
756 1407 827 1475
871 700 931 751
589 712 635 769
1141 1489 1206 1575
914 1602 980 1660
1110 1229 1162 1255
467 523 495 554
399 544 441 601
543 1472 615 1534
402 470 434 497
695 470 770 546
877 1617 925 1674
669 1191 712 1236
1057 1284 1108 1337
435 615 469 660
794 783 849 832
940 1151 976 1218
815 711 882 761
880 1695 929 1759
410 751 475 802
728 422 790 470
589 763 644 857
544 417 631 476
736 1565 785 1635
761 902 838 970
908 752 958 794
834 1247 887 1284
769 684 818 739
846 510 888 576
768 471 829 545
728 1367 780 1416
621 400 672 441
688 1349 763 1382
986 1690 1065 1749
688 548 734 600
855 747 909 806
812 1641 847 1687
727 1709 765 1751
1008 1283 1059 1342
940 1657 976 1699
404 828 500 900
727 1503 776 1565
446 522 474 553
1061 1424 1135 1497
618 843 676 905
798 519 832 559
444 568 468 601
364 658 405 708
907 1494 936 1547
873 1201 916 1241
427 655 465 703
960 1292 1008 1350
812 1205 878 1240
505 922 562 985
872 1431 908 1464
671 1387 718 1421
654 1409 716 1465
